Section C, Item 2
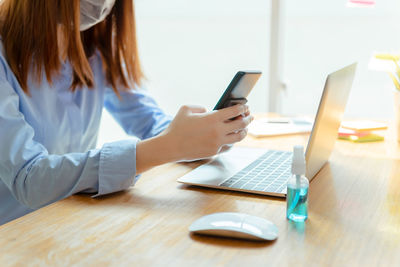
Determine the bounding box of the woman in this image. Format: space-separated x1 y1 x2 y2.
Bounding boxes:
0 0 252 225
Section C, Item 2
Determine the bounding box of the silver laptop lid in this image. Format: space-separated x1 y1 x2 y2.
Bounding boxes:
305 63 357 180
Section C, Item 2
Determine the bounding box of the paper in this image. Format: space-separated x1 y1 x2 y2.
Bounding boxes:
248 117 313 137
340 120 388 131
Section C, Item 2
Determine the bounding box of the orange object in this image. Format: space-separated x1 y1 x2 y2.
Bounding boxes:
338 127 371 137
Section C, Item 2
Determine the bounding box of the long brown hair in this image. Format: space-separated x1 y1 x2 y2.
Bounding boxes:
0 0 143 95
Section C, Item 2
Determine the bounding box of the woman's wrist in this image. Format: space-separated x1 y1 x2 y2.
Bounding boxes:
136 133 181 174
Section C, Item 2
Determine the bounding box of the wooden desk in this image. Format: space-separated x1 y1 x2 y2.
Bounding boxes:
1 132 400 266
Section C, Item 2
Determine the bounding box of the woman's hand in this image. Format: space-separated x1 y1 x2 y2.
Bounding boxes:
161 104 253 161
136 104 253 174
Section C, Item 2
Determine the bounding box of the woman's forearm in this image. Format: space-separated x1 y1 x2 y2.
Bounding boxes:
136 134 179 174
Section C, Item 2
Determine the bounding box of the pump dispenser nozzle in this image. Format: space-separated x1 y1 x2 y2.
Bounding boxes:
291 145 306 176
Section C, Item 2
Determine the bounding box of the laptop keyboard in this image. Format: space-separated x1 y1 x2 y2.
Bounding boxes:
219 150 292 194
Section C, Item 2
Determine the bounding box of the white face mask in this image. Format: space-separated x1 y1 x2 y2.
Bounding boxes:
80 0 116 31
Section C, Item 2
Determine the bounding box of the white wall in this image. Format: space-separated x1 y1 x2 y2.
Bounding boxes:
135 0 271 115
283 0 400 119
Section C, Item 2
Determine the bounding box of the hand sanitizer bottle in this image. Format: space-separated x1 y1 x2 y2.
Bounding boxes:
286 145 309 222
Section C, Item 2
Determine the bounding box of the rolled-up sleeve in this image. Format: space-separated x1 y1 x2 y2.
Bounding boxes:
104 87 172 140
0 79 138 210
96 139 139 196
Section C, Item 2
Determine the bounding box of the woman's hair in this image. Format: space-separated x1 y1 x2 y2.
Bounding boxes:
0 0 143 95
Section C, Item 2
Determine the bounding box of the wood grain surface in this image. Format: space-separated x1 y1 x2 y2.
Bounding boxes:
0 123 399 266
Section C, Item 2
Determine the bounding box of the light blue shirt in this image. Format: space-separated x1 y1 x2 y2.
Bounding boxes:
0 47 172 225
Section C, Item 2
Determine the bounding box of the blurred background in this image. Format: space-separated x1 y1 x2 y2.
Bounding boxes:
98 0 400 145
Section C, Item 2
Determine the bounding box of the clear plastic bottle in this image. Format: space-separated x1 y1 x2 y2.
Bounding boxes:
286 145 309 222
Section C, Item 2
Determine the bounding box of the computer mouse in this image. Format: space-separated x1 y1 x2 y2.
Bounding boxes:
189 212 278 241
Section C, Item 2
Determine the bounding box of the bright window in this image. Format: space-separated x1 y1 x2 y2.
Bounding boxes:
98 0 400 145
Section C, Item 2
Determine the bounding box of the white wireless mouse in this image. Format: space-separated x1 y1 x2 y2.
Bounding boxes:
189 212 278 241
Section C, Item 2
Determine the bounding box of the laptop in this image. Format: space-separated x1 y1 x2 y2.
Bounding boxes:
178 63 357 197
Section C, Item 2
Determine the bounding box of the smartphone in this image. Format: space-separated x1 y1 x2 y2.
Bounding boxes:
213 71 262 110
